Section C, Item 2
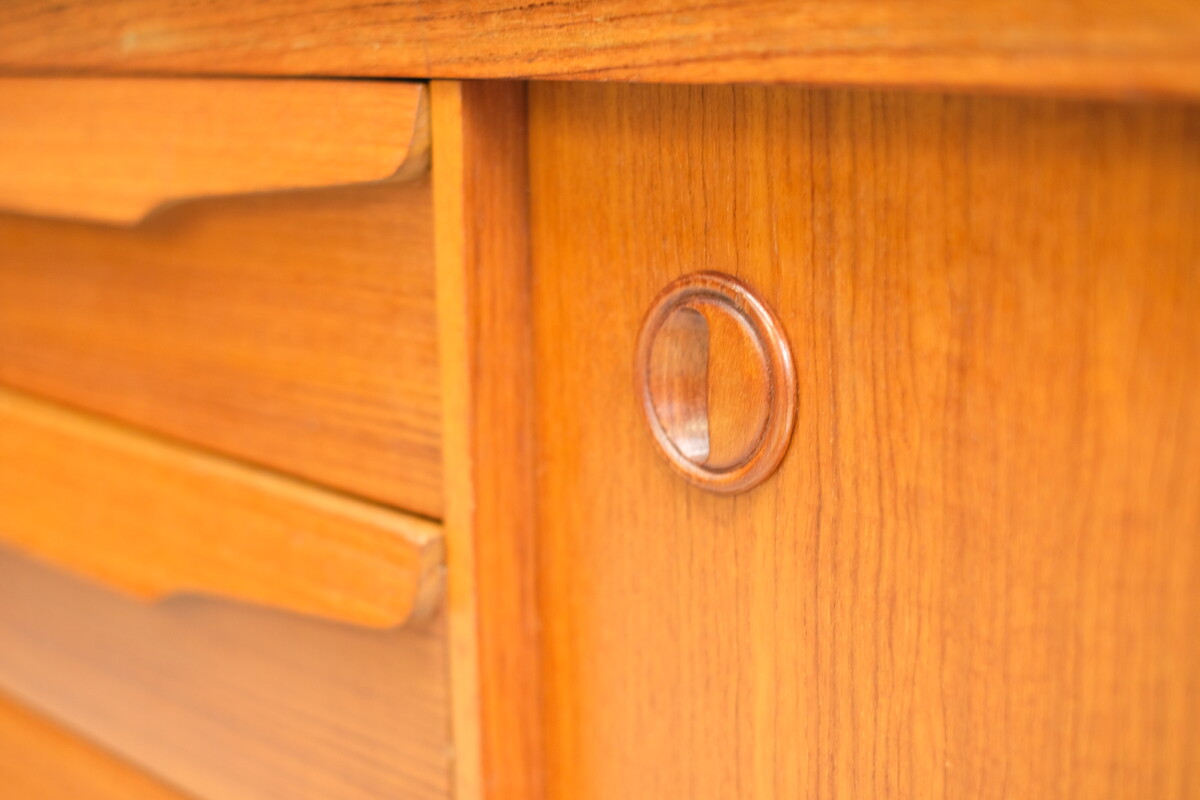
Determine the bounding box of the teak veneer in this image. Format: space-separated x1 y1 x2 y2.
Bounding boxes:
0 547 451 800
0 78 428 224
0 387 442 628
0 178 441 516
0 693 190 800
0 7 1197 797
530 82 1200 800
1 1 1200 96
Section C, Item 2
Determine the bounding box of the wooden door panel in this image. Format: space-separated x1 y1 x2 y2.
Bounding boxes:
529 83 1200 799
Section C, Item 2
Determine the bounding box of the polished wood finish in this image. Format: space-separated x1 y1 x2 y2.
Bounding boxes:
646 305 711 462
0 547 451 800
0 387 442 628
636 271 797 493
530 83 1200 799
0 78 428 223
2 2 1200 96
0 179 441 515
433 81 544 800
0 693 189 800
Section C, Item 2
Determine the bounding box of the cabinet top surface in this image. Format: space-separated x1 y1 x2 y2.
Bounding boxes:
2 0 1200 98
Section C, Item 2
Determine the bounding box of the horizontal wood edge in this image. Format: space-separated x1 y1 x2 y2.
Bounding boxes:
0 386 444 628
1 2 1200 97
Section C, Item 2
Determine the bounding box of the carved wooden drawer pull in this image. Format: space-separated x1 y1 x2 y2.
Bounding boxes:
635 272 796 493
0 388 443 629
0 78 429 224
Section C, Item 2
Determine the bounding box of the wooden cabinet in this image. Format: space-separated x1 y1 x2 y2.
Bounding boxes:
0 8 1198 800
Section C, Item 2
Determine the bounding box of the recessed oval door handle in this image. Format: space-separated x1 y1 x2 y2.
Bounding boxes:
635 272 796 494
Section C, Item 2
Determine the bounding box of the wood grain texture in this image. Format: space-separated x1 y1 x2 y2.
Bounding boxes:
0 547 450 800
0 387 443 628
0 693 190 800
433 81 544 800
529 83 1200 799
2 1 1200 96
0 178 442 515
0 77 428 223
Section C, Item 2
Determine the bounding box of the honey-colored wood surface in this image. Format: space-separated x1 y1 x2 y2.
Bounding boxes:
530 83 1200 799
0 178 442 515
433 81 544 800
0 387 442 628
0 546 450 800
2 2 1200 96
0 78 428 223
0 693 190 800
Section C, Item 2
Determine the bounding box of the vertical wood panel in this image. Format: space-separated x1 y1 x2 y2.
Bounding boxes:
434 81 543 800
529 83 1200 799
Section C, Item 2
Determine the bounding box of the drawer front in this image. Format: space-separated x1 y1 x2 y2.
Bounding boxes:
0 547 451 800
0 179 440 516
528 83 1200 798
0 388 442 628
0 79 440 516
0 77 454 800
0 77 429 224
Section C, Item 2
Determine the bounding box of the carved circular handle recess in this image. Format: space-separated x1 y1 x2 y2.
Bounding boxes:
635 272 796 494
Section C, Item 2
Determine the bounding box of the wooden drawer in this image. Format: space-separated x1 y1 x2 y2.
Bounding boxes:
0 76 461 800
0 78 440 516
0 546 450 800
0 387 442 628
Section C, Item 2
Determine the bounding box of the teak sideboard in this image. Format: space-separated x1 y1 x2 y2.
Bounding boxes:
0 4 1197 799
